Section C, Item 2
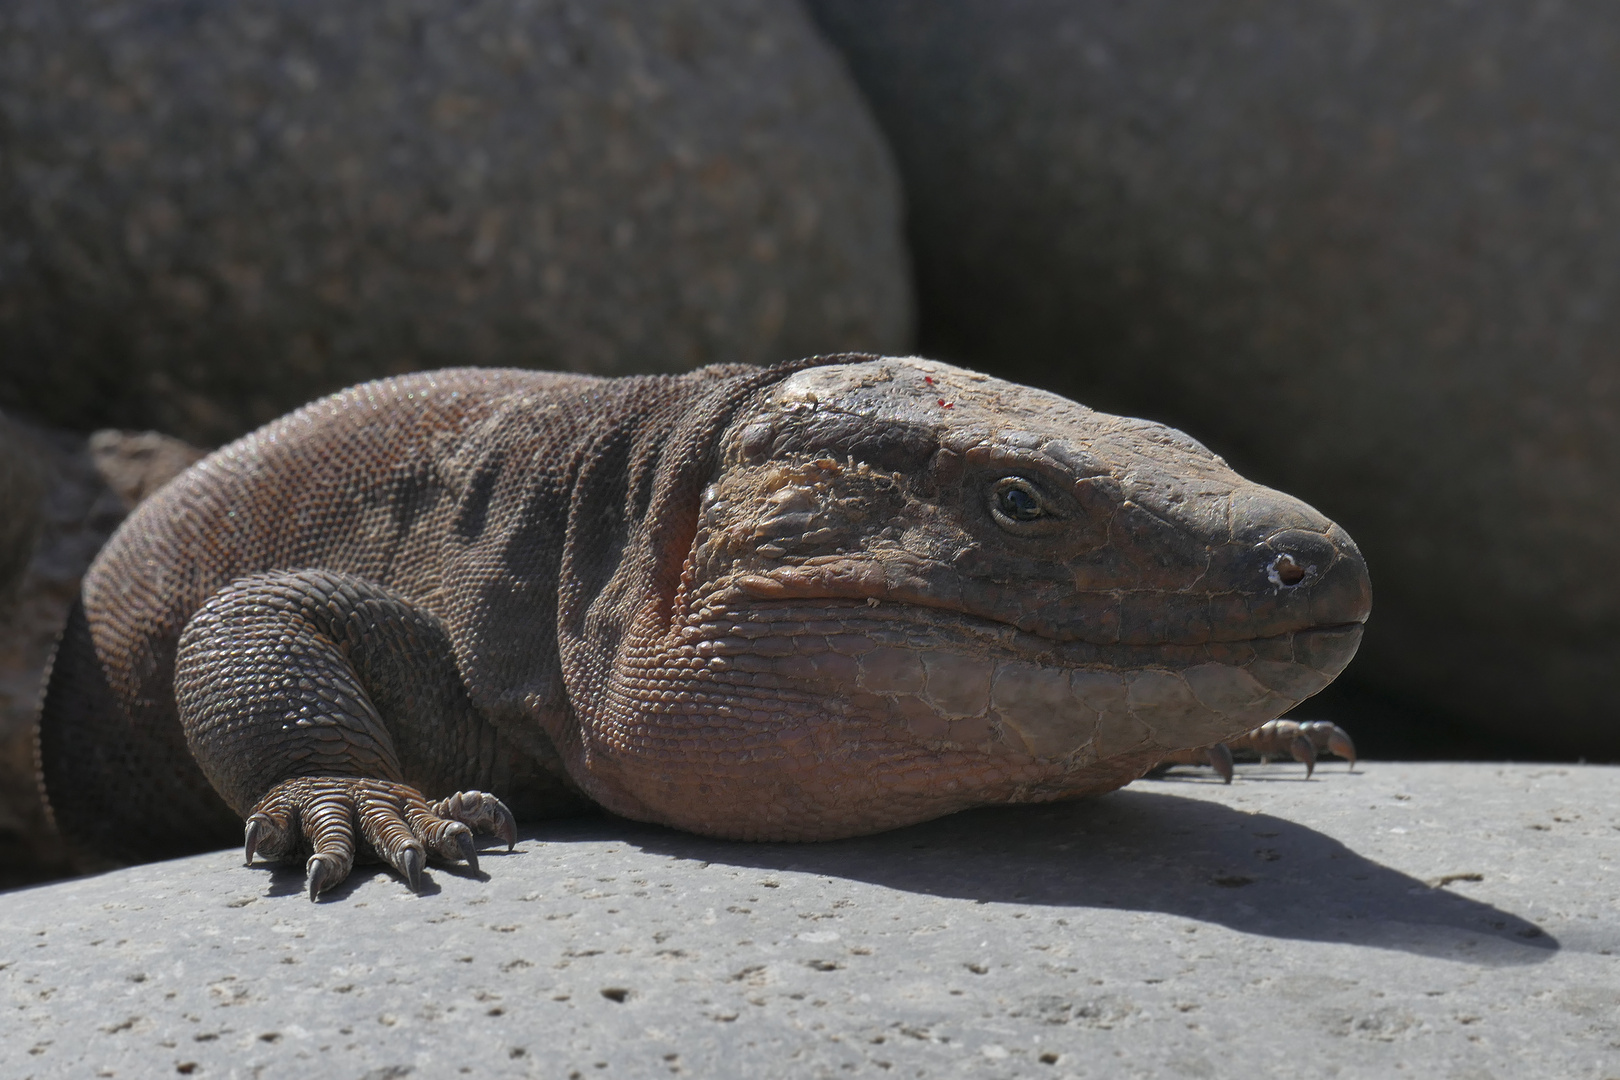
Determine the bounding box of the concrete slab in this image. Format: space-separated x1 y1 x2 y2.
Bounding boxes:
2 762 1616 1079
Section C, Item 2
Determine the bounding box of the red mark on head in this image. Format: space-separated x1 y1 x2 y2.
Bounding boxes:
924 375 935 385
938 399 954 409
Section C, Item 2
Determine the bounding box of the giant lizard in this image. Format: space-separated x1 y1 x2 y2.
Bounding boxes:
36 355 1370 899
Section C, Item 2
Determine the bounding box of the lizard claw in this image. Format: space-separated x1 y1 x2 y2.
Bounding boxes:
243 804 296 866
244 818 265 866
1290 733 1318 778
454 829 479 874
1311 721 1357 770
397 845 425 892
306 852 345 901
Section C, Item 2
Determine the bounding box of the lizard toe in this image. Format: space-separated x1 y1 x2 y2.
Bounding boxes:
397 845 425 891
429 790 518 852
1300 720 1357 770
305 851 349 901
245 778 361 898
300 779 362 900
243 807 296 866
452 828 479 874
353 782 436 887
397 794 484 872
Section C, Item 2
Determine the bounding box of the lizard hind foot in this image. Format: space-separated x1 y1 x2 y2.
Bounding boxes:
1216 718 1357 778
244 777 514 900
1145 719 1356 783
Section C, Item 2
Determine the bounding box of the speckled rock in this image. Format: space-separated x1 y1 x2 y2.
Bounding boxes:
807 1 1620 755
2 763 1613 1078
0 0 910 442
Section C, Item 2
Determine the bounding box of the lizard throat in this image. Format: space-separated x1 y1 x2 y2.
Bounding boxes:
581 599 1357 841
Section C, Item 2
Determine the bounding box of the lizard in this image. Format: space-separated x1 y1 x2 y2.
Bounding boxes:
34 354 1370 899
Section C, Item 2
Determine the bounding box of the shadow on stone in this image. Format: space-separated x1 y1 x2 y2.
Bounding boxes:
258 862 449 902
541 790 1556 966
255 841 520 900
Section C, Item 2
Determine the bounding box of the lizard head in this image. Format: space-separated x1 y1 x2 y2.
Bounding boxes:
588 357 1370 840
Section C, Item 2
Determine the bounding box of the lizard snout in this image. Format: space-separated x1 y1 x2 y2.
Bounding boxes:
1258 523 1372 629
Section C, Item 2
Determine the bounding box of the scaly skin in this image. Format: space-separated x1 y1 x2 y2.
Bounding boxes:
36 355 1370 898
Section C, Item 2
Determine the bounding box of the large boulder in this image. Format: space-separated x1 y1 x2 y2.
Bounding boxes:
0 420 203 888
808 1 1620 754
0 0 910 443
0 416 42 606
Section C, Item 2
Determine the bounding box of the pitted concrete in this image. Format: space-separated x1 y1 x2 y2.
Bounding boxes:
2 762 1615 1078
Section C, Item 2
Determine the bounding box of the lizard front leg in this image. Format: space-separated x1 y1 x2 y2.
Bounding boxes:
174 569 518 899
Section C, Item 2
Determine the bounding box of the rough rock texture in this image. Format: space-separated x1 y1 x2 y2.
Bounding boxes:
0 415 45 884
86 429 208 509
1 763 1612 1078
0 415 43 604
0 422 202 889
807 1 1620 755
0 0 910 443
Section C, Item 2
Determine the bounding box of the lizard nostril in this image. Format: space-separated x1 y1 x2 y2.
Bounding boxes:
1268 553 1309 588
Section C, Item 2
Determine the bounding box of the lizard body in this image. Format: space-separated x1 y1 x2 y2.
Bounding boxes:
36 356 1369 896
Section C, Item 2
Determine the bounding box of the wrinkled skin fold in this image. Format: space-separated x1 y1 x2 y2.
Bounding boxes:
36 355 1370 896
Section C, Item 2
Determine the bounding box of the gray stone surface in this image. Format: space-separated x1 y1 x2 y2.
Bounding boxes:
3 762 1614 1078
807 1 1620 756
0 0 910 442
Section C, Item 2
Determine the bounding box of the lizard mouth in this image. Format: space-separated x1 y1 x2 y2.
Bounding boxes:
703 596 1360 667
723 570 1364 649
674 597 1360 774
692 598 1362 730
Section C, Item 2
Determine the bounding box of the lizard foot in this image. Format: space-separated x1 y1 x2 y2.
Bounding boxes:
1224 718 1357 778
1150 719 1356 783
243 777 517 900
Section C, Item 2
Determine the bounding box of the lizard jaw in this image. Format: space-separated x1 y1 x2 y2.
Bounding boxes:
569 601 1361 842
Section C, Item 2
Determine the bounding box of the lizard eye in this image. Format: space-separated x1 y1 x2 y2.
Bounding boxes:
990 477 1047 526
